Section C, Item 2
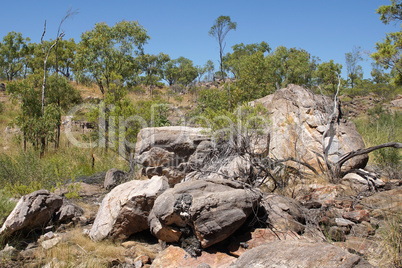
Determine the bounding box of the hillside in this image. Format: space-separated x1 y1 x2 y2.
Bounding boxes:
0 82 400 267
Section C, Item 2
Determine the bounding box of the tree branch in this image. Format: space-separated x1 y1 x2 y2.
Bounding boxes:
337 142 402 168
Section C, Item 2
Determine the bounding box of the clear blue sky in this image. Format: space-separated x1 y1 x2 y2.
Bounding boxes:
1 0 400 79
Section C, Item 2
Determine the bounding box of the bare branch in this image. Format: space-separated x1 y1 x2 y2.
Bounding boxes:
337 142 402 169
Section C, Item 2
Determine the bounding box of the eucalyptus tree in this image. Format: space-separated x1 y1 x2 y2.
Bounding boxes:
224 41 270 79
75 20 150 96
316 60 343 94
209 15 237 81
75 20 149 152
139 52 170 93
267 46 318 88
205 60 215 81
0 31 31 81
372 0 402 84
345 46 363 88
163 57 198 87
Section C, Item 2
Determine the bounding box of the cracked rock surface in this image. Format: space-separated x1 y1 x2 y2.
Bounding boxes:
149 176 262 249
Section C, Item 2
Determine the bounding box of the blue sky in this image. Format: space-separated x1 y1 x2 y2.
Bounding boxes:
1 0 400 79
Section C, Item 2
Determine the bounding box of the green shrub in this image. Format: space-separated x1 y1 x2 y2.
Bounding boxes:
0 146 127 197
354 110 401 179
0 190 16 226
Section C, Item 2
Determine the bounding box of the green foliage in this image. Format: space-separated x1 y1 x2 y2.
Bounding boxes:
0 146 126 197
139 53 170 88
235 51 272 103
377 0 402 23
7 76 81 151
205 60 215 81
54 39 76 79
0 190 16 226
0 31 31 81
197 88 231 113
316 60 342 94
266 46 318 88
372 0 402 85
163 57 198 87
209 15 237 80
354 110 401 179
371 62 391 84
224 42 270 78
347 80 401 100
345 46 364 88
75 20 150 95
86 94 171 158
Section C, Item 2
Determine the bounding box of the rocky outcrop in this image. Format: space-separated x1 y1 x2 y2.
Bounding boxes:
135 126 211 187
149 177 262 249
230 240 374 267
89 176 169 241
0 190 63 237
250 84 368 173
135 126 209 160
103 168 127 190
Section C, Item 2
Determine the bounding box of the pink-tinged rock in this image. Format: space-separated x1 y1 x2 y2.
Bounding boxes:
249 85 368 174
336 237 379 257
230 240 374 268
150 246 236 268
343 210 370 223
228 228 300 257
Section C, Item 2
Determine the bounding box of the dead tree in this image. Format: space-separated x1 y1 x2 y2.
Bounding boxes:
40 9 77 155
320 73 401 181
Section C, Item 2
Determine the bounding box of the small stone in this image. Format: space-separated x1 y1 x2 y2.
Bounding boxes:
328 226 346 242
41 237 62 250
335 218 355 227
134 259 142 268
122 241 137 248
42 231 56 240
343 210 370 223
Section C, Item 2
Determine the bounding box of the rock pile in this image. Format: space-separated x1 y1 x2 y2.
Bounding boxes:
2 85 399 267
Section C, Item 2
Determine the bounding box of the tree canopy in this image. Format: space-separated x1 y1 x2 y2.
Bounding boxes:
372 0 402 84
75 20 150 95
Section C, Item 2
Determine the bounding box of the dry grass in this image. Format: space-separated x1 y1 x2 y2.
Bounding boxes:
30 228 129 267
368 212 402 268
22 227 162 267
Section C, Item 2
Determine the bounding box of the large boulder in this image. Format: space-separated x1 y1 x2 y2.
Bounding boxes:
89 176 169 241
0 190 63 237
135 126 210 162
260 194 306 234
250 84 368 173
230 240 374 268
149 177 262 249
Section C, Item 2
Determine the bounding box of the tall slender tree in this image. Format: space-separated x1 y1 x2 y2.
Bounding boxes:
209 15 237 81
345 46 363 88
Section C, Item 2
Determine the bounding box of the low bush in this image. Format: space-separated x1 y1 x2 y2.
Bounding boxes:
354 110 401 179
